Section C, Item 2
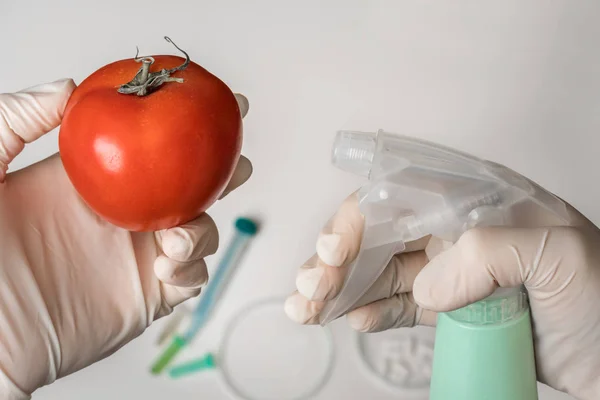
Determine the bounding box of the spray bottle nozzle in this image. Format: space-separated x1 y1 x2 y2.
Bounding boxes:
331 131 377 177
319 129 571 325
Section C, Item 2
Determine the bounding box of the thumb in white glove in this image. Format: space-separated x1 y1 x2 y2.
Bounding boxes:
0 79 75 181
413 224 600 400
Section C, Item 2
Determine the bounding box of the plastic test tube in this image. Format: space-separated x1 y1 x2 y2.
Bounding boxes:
151 217 259 374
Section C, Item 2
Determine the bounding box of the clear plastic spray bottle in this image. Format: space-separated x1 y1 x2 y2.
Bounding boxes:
320 129 571 399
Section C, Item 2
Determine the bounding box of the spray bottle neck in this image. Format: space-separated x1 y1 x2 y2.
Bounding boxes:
446 287 528 325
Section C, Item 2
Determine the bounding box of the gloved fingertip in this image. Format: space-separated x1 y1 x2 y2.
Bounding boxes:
284 293 321 325
414 233 502 312
346 308 375 333
284 295 304 323
153 256 209 288
425 237 453 260
175 285 203 301
412 266 442 311
161 227 195 261
52 78 77 94
296 266 324 300
219 156 252 199
234 93 249 118
316 233 345 267
1 78 78 148
417 309 438 327
20 78 76 95
154 255 176 282
413 281 443 311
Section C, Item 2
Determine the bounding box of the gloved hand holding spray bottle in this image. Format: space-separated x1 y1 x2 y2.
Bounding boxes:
319 129 573 400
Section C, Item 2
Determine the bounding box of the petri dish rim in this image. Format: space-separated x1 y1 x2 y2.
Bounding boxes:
218 297 335 400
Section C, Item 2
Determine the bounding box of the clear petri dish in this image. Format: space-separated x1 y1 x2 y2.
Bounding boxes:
356 325 435 397
219 298 334 400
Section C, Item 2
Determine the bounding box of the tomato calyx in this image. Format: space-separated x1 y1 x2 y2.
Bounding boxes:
117 36 190 97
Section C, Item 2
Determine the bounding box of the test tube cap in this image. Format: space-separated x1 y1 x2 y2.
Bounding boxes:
150 335 187 374
235 217 258 236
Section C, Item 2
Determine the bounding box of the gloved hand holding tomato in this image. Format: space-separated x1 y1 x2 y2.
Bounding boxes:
0 39 251 398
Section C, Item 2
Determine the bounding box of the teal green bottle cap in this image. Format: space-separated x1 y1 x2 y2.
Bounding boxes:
235 217 258 236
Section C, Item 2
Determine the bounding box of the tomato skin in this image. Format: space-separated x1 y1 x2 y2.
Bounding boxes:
58 55 243 232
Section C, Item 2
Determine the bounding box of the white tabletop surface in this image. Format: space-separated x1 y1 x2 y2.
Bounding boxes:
3 1 599 399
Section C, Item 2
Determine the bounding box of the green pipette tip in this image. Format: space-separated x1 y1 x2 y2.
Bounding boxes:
150 335 186 375
168 353 217 379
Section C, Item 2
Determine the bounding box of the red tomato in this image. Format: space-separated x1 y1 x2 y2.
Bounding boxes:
59 41 242 232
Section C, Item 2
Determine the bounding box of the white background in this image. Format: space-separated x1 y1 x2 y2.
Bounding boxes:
2 1 599 399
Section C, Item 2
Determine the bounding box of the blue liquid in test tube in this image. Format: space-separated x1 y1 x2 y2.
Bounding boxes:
151 217 258 374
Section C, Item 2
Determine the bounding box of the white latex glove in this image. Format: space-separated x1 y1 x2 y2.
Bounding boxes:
286 179 600 399
0 79 252 399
